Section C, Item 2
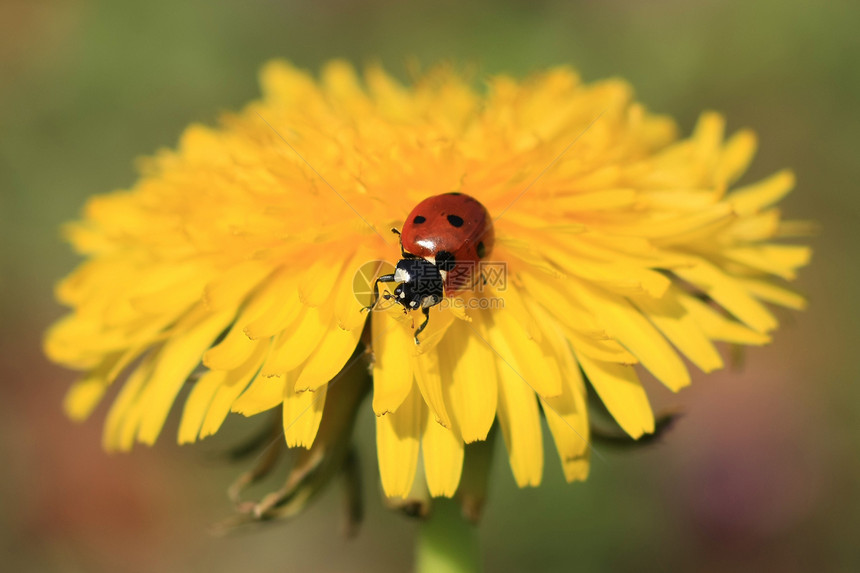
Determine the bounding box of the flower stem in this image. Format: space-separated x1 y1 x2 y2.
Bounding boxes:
416 498 481 573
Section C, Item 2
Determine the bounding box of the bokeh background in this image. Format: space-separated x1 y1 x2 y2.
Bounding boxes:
2 0 858 571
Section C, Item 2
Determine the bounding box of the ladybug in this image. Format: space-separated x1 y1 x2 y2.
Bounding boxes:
365 192 495 344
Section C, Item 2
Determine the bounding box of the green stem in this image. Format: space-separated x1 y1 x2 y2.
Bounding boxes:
416 498 481 573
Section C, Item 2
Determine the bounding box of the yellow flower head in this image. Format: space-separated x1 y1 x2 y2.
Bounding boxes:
46 60 811 502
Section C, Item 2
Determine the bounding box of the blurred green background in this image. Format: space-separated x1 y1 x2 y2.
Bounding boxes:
1 0 858 571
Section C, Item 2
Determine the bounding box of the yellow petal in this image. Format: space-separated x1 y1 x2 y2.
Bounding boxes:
365 64 412 118
294 319 362 392
565 328 637 364
412 349 452 428
483 288 564 398
45 310 174 370
299 251 353 307
372 311 415 415
242 273 303 340
576 351 654 439
554 189 638 211
376 387 425 498
575 232 664 262
716 129 757 185
518 272 603 335
43 316 100 369
692 111 725 160
438 318 497 443
727 209 780 242
322 59 370 111
494 239 566 282
486 311 563 397
203 272 301 371
679 293 770 345
519 272 602 335
739 277 807 310
632 287 723 374
542 244 671 298
198 340 271 439
675 258 777 333
133 307 234 445
178 369 226 445
571 281 690 391
540 391 590 483
203 261 273 311
491 276 550 339
651 206 736 246
334 246 382 331
103 353 156 452
527 303 590 482
259 307 326 376
638 189 719 212
729 170 795 216
203 320 258 372
64 375 110 421
62 352 127 421
723 245 812 280
422 412 464 497
495 346 544 487
282 377 327 448
259 59 318 104
594 204 733 240
130 268 213 316
232 373 288 416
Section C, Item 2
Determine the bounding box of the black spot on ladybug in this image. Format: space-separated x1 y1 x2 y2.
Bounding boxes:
476 241 486 259
447 214 464 227
413 215 426 224
436 251 456 271
446 191 463 196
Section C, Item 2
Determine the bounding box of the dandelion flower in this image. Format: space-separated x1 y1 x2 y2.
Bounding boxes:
46 60 811 506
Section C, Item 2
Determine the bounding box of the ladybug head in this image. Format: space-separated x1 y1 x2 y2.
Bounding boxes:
392 258 444 310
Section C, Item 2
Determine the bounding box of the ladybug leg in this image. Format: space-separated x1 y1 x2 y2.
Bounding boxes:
413 307 431 344
362 273 397 312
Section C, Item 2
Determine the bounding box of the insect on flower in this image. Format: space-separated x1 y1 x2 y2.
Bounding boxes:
45 59 812 513
364 192 495 343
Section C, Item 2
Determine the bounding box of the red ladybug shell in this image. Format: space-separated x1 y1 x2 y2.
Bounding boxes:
400 192 494 295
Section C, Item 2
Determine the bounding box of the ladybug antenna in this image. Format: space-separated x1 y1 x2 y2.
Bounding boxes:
362 272 397 313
